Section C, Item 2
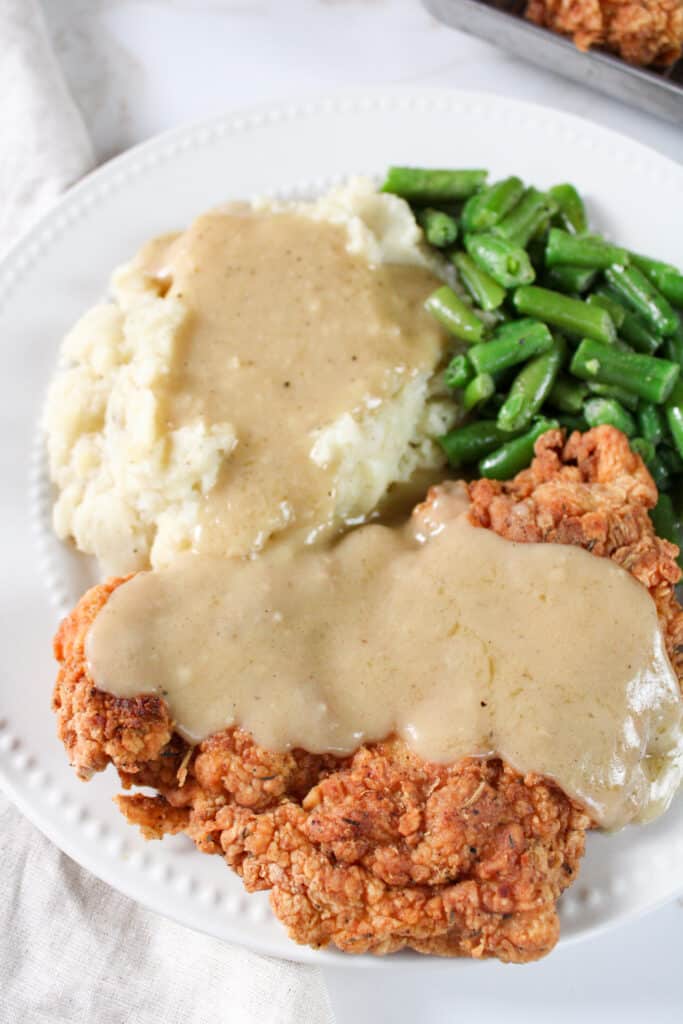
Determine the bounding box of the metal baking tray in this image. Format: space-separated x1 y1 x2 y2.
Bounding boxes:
424 0 683 125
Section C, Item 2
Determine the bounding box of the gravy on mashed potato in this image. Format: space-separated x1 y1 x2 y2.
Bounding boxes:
44 180 454 573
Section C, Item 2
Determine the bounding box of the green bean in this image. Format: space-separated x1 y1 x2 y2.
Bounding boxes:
587 291 625 329
630 437 656 466
464 233 535 289
452 252 505 312
659 445 683 475
545 229 628 270
425 286 485 344
620 313 662 355
548 373 589 413
587 382 639 412
545 265 597 295
631 253 683 308
557 413 589 434
497 338 564 432
649 493 680 544
664 378 683 460
444 353 474 390
494 188 558 248
663 318 683 366
584 397 637 436
570 339 679 404
548 183 587 234
438 420 522 468
594 287 662 353
468 319 553 376
417 207 459 248
605 264 678 337
479 417 559 479
463 373 496 411
649 453 672 492
637 402 666 446
461 176 525 233
513 286 616 344
381 167 487 202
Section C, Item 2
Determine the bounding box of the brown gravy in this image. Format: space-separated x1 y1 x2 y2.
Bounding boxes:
87 483 683 830
139 210 447 557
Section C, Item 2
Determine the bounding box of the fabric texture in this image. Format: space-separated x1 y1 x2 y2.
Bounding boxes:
0 796 333 1024
0 0 93 247
0 3 334 1020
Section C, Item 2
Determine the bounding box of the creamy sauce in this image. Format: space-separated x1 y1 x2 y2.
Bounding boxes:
87 484 683 830
138 211 446 556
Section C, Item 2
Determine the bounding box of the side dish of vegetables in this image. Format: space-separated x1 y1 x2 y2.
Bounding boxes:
382 166 683 547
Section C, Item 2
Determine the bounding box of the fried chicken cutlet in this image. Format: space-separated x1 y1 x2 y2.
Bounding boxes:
526 0 683 66
52 427 683 962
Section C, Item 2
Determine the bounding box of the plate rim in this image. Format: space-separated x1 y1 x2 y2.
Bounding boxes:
2 84 683 968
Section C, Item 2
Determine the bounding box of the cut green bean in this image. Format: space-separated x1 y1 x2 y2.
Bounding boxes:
584 397 637 436
461 176 524 233
570 338 679 404
605 264 678 337
664 321 683 367
587 382 639 412
463 373 495 411
630 437 656 465
548 373 589 413
497 338 564 432
659 445 683 475
631 253 683 308
649 453 671 492
620 315 661 354
545 265 597 295
649 493 680 544
545 229 628 270
494 188 558 248
513 285 616 344
595 286 661 353
464 233 535 289
444 353 474 390
452 252 505 311
665 378 683 460
637 402 666 446
381 167 487 202
468 318 553 375
587 291 625 329
438 420 522 468
478 417 559 479
425 286 485 344
548 183 587 234
417 207 458 248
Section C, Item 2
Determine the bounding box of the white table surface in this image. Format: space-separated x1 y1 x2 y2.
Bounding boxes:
37 1 683 1021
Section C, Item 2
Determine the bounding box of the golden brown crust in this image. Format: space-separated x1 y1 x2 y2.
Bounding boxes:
526 0 683 67
52 427 682 961
468 427 683 676
52 576 173 779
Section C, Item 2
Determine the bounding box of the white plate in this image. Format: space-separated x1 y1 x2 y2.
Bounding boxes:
1 87 683 967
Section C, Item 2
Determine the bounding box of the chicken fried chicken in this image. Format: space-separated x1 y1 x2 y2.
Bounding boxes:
526 0 683 67
52 426 683 961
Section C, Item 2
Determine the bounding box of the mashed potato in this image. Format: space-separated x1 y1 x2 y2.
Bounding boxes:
44 178 457 574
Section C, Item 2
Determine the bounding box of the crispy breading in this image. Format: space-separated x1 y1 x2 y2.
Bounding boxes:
526 0 683 66
52 426 683 961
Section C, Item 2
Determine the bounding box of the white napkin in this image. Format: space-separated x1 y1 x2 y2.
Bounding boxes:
0 0 93 246
0 3 333 1020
